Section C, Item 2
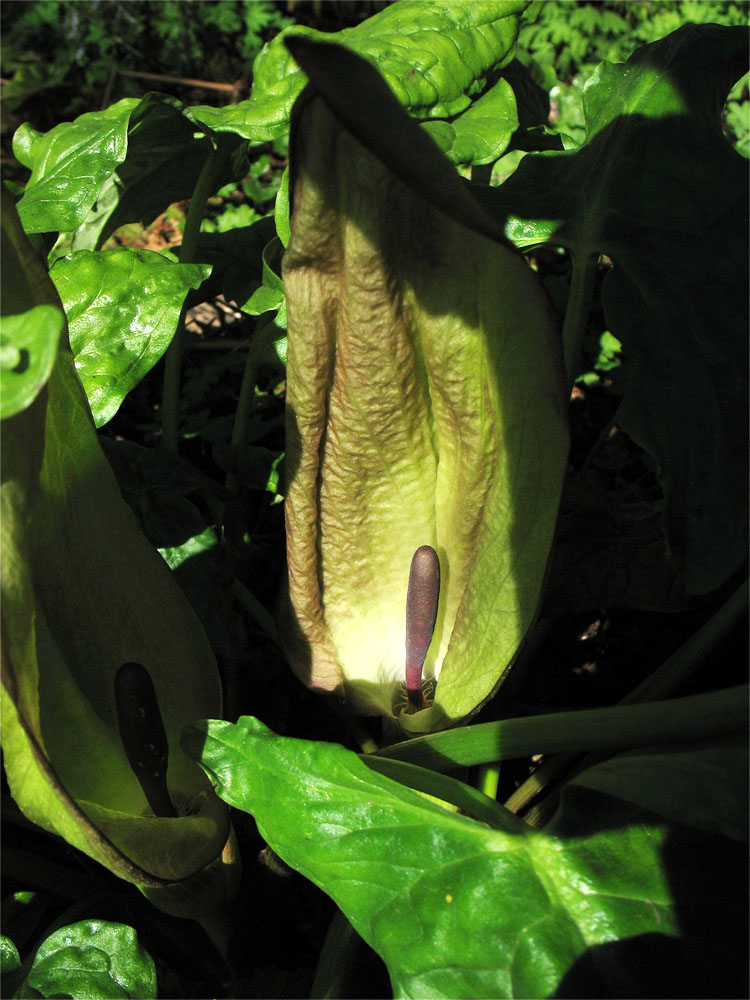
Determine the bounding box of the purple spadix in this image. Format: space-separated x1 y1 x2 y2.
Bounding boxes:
405 545 440 710
114 662 177 818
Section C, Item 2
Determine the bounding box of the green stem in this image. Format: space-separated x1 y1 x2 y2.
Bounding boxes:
380 580 748 779
161 141 220 454
376 684 748 772
477 762 500 800
347 717 379 755
561 250 599 390
363 756 524 832
231 335 263 450
230 579 278 643
470 163 493 184
231 352 258 442
310 909 360 1000
225 335 261 494
503 755 563 816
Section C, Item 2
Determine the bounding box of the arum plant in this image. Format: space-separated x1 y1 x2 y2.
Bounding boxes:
0 189 236 921
279 38 569 733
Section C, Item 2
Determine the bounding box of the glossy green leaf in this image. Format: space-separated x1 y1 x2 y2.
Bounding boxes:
243 235 285 315
0 188 65 419
187 716 746 998
71 95 244 253
481 24 749 593
279 39 568 730
0 197 231 910
50 248 210 426
189 0 530 148
0 306 64 420
499 58 560 147
27 921 156 1000
158 525 218 572
12 4 529 244
13 93 242 248
0 937 21 976
422 77 518 165
274 165 291 247
13 100 137 235
245 284 284 315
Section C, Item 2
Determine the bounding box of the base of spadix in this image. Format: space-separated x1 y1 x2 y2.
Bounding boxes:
340 672 438 719
395 678 436 717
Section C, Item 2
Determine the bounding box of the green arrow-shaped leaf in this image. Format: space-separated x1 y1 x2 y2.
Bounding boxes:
186 716 746 998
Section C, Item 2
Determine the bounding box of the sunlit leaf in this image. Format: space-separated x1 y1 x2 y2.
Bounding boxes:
28 921 156 1000
51 248 210 426
192 0 531 145
0 305 63 420
13 101 136 234
187 716 746 999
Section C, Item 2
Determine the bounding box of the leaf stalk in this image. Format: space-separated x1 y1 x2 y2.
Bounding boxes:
161 141 221 453
562 250 599 389
376 684 748 773
310 909 360 1000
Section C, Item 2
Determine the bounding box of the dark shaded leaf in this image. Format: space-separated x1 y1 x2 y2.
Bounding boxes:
479 24 749 593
